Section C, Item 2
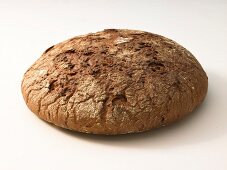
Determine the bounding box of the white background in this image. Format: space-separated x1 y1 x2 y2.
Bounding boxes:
0 0 227 169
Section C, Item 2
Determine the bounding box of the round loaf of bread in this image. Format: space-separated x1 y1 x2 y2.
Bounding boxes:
21 29 208 135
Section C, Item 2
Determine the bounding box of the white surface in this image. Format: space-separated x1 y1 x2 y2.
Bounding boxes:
0 0 227 170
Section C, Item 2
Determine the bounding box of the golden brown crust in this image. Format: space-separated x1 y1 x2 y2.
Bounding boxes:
21 29 208 135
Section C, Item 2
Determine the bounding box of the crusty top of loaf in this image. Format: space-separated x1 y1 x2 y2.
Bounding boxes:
22 29 208 134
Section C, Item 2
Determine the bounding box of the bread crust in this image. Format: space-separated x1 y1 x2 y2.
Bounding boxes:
21 29 208 134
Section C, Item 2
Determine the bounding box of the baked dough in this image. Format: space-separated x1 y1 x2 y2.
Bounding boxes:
21 29 208 134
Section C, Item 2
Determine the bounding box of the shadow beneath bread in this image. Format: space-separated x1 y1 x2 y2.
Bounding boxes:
47 71 227 149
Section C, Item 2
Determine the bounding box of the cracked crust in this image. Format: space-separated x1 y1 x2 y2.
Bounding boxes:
21 29 208 135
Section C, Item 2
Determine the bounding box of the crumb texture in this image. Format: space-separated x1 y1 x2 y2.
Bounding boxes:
21 29 208 134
